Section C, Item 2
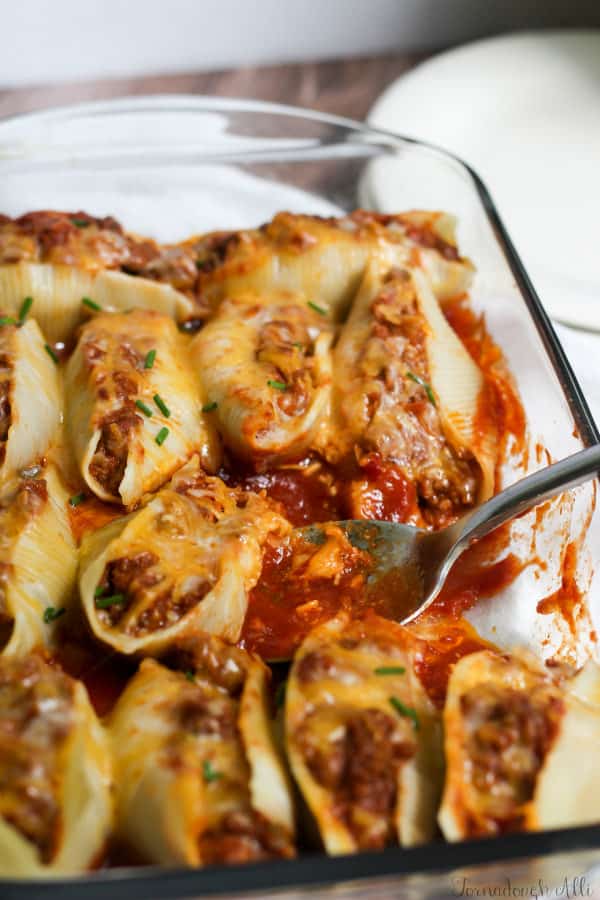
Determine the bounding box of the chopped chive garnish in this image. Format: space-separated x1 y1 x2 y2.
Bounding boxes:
155 426 169 446
95 593 125 609
69 492 86 507
184 670 195 683
406 371 436 406
43 606 65 624
267 379 287 391
196 258 210 271
389 696 420 730
71 217 90 228
153 394 171 418
275 681 287 708
18 296 33 322
94 585 107 598
374 666 406 676
144 349 156 369
82 297 102 312
135 399 153 417
20 465 41 479
44 344 59 364
307 300 327 316
0 316 17 326
202 401 218 413
202 760 222 783
292 341 304 350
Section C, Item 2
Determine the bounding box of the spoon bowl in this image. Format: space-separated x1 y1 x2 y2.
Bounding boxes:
296 443 600 624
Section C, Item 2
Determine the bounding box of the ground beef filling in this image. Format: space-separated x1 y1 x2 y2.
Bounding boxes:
461 683 565 835
97 551 160 627
199 809 294 865
169 635 247 696
89 406 141 497
257 310 317 419
0 655 73 863
0 353 12 465
298 706 416 849
166 682 293 864
98 550 212 636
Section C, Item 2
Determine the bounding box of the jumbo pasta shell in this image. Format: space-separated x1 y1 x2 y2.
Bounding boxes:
0 465 78 658
108 645 294 866
0 264 194 344
65 309 220 507
79 457 290 656
0 318 61 489
0 654 112 877
191 292 333 465
285 613 442 854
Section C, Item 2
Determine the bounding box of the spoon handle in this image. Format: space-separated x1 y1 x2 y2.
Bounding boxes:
453 442 600 551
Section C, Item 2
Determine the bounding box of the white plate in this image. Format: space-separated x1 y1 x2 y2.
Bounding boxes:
368 30 600 333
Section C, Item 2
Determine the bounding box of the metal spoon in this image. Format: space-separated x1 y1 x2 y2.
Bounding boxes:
297 443 600 625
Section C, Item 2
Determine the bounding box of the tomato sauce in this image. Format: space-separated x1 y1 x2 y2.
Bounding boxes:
242 538 370 660
347 453 421 524
536 541 583 635
444 294 527 470
241 297 528 668
220 458 343 527
55 624 136 717
410 621 493 708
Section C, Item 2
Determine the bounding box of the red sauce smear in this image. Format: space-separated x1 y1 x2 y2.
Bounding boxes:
444 294 527 473
536 541 583 635
54 624 136 717
409 621 493 708
423 524 523 622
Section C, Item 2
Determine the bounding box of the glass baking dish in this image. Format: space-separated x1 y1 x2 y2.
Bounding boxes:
0 96 599 900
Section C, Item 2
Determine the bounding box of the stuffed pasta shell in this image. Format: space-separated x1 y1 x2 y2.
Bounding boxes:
0 210 195 343
191 209 473 320
109 637 294 866
0 316 61 488
79 456 290 655
322 260 496 525
0 653 112 877
191 292 333 464
439 650 600 840
0 465 78 658
285 613 443 854
65 309 219 507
